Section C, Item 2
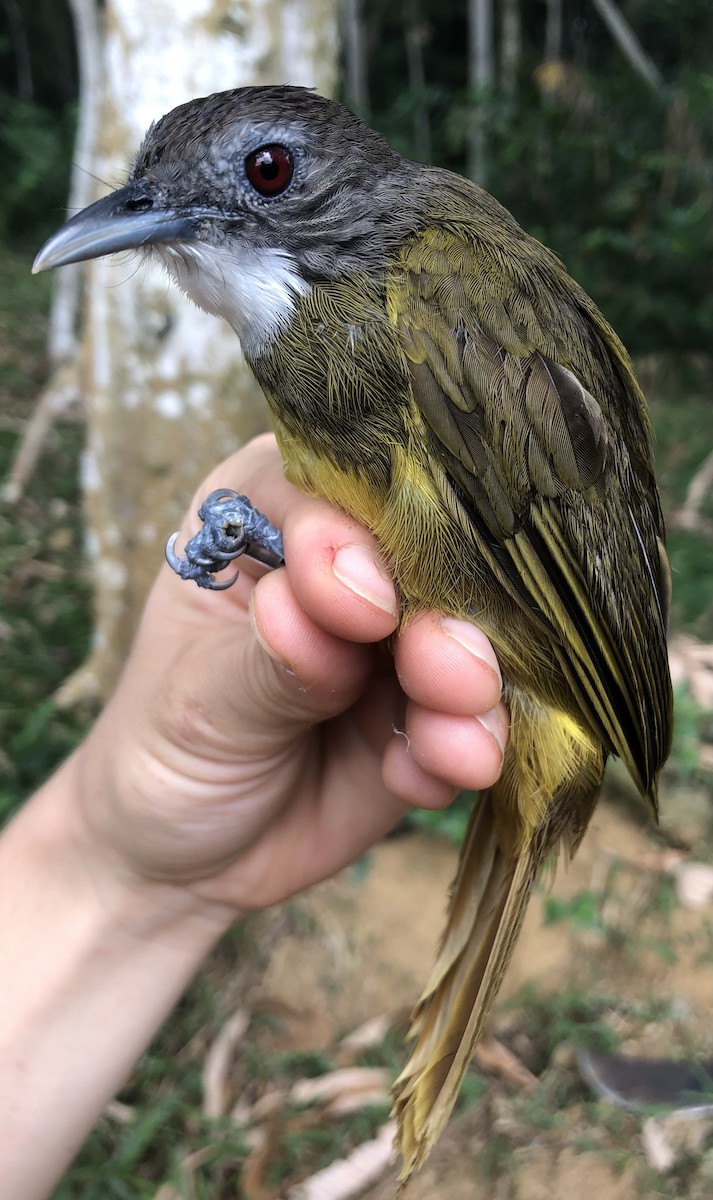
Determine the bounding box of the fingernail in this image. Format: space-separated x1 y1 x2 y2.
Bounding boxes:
475 708 506 758
440 618 502 691
332 544 398 616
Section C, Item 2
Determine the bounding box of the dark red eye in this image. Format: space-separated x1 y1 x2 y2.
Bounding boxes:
245 145 294 197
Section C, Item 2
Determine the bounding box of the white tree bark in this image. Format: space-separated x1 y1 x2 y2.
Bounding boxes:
67 0 338 699
341 0 369 117
544 0 562 63
467 0 493 184
49 0 103 367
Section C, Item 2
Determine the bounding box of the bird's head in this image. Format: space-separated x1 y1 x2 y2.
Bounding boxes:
33 86 419 354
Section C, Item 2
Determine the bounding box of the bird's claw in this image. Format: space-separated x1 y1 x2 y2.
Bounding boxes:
165 488 285 590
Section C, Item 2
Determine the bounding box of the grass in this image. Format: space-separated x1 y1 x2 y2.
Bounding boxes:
0 243 92 824
643 356 713 640
468 978 713 1198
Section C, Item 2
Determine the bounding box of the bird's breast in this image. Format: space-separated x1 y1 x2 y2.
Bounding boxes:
249 277 496 618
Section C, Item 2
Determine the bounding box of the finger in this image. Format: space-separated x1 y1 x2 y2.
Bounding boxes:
382 735 459 810
403 700 509 792
394 614 502 716
247 566 378 723
281 498 398 643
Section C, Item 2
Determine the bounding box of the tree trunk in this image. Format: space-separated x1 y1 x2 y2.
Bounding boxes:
500 0 520 100
64 0 338 701
589 0 663 92
544 0 562 62
467 0 493 184
342 0 369 117
404 0 430 162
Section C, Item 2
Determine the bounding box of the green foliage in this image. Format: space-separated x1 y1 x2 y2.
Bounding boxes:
478 1131 516 1180
453 1068 489 1113
362 5 713 355
0 95 74 241
410 787 473 843
669 686 713 786
269 1104 391 1190
645 357 713 639
544 890 605 934
513 984 622 1071
0 245 91 824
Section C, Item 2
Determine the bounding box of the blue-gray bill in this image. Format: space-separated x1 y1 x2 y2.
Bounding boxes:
31 184 200 274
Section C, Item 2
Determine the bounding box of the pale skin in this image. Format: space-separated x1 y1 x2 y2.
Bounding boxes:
0 434 508 1200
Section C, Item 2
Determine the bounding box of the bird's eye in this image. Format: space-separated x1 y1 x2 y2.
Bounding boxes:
244 145 294 197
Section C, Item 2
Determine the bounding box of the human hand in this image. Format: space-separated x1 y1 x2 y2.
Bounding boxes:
0 434 510 1196
72 434 509 916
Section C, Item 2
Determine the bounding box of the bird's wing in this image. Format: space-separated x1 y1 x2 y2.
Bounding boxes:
387 226 672 799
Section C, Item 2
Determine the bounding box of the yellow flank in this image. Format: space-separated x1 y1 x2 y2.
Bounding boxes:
273 421 385 531
504 693 599 848
274 416 480 620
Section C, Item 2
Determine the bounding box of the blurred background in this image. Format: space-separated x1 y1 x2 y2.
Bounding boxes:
0 2 711 1198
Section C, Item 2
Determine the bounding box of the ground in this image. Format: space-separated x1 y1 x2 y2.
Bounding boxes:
250 793 712 1200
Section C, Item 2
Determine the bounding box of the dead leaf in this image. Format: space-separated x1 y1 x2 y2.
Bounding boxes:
291 1067 390 1107
287 1119 396 1200
326 1086 391 1116
230 1088 288 1126
241 1125 275 1200
338 1013 396 1055
153 1186 180 1200
473 1035 538 1091
202 1008 250 1118
642 1111 713 1173
673 861 713 909
104 1099 136 1124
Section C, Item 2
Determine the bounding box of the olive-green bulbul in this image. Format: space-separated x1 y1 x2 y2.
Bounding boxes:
33 85 673 1180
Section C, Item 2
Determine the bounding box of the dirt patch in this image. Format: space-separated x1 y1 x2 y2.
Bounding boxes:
264 799 710 1038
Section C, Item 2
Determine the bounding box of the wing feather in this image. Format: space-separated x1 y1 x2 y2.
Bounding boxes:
388 229 672 798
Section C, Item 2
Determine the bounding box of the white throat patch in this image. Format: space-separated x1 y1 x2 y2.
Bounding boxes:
156 242 310 356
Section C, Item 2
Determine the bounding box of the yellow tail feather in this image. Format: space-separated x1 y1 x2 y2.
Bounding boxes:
393 697 605 1182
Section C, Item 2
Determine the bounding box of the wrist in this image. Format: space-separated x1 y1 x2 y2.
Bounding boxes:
30 748 237 951
0 754 234 1199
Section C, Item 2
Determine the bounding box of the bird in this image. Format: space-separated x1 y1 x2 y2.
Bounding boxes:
33 85 673 1181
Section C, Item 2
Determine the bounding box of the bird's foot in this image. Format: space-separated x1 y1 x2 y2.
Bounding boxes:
165 488 284 590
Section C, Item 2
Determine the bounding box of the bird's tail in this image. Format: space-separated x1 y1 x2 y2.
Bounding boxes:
392 696 606 1182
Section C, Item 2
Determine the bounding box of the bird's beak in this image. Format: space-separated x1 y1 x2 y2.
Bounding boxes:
32 182 199 274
